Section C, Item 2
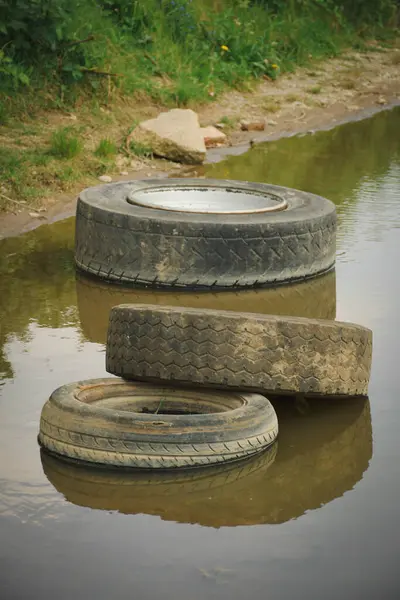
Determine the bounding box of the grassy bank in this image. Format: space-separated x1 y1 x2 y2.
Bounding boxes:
0 0 398 211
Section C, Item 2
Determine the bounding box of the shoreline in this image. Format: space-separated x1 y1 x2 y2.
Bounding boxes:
1 46 399 240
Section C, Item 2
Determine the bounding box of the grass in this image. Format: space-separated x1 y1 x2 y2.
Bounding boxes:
95 138 117 158
128 140 153 158
307 85 322 95
219 115 238 128
0 146 76 207
0 0 398 210
263 99 281 113
0 131 118 211
285 93 302 103
50 128 82 159
2 1 397 120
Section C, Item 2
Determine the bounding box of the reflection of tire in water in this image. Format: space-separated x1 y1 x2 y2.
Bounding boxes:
41 397 372 527
41 443 278 523
76 271 336 344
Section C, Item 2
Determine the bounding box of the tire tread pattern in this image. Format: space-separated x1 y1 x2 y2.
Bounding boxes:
39 419 278 469
106 306 372 397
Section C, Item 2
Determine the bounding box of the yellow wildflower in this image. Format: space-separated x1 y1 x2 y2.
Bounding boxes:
271 64 279 69
221 45 229 52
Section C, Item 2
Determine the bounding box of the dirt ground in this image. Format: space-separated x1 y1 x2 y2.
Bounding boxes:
0 42 399 240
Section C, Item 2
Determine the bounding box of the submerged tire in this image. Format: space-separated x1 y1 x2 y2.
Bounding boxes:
74 179 336 289
76 270 336 345
106 305 373 397
38 378 278 469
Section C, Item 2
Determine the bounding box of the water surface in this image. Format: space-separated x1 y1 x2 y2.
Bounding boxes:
0 107 399 600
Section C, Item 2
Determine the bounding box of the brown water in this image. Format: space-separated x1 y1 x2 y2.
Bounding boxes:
0 106 399 600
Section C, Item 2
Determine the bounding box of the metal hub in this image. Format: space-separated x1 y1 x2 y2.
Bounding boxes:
127 185 287 214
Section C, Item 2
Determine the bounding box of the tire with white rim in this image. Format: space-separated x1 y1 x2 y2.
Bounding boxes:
38 379 278 469
74 178 336 289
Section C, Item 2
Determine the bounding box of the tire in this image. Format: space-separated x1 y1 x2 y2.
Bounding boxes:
74 179 336 289
38 378 278 469
76 270 336 345
40 397 371 527
106 305 372 397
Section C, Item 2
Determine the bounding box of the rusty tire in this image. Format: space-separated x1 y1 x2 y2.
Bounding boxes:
74 179 336 289
106 305 373 397
38 378 278 469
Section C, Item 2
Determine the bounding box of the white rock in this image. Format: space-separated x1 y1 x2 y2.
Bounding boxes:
98 175 112 183
128 109 206 165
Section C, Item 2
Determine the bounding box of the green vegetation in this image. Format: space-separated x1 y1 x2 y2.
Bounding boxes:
307 85 322 94
50 127 83 159
1 0 397 113
0 0 398 210
262 98 281 112
219 115 238 128
128 139 153 158
0 141 113 205
95 138 117 158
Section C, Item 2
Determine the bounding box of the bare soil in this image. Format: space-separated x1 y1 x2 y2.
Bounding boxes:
1 42 399 240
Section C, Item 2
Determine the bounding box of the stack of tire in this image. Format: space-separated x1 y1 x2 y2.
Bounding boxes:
38 179 372 471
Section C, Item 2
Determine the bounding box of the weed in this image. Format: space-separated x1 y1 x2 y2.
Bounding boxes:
307 85 322 95
50 128 82 159
0 101 9 125
169 77 206 107
219 115 237 128
1 0 396 113
95 138 117 158
285 93 302 103
263 99 281 113
0 0 398 210
129 140 153 158
0 146 47 209
304 97 319 108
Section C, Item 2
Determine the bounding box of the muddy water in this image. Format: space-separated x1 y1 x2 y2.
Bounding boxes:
0 107 399 600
